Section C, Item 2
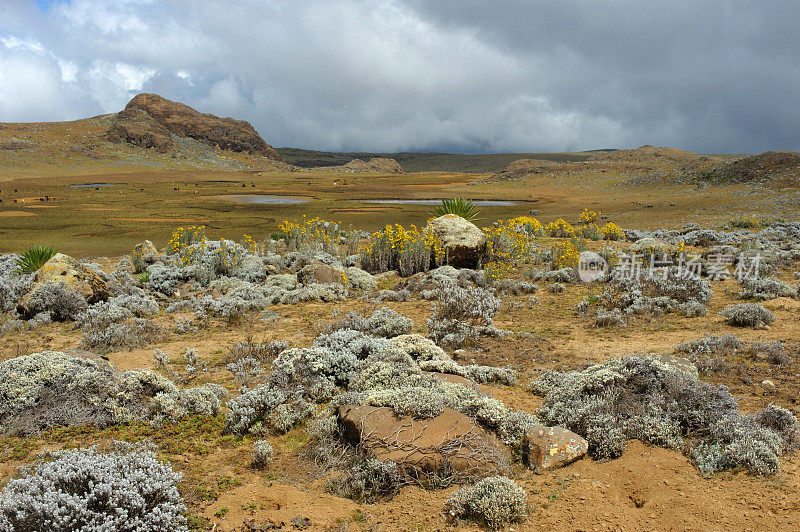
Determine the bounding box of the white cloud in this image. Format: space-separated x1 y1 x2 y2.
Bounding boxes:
0 0 798 153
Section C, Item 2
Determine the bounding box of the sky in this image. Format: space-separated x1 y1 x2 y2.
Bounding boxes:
1 0 799 154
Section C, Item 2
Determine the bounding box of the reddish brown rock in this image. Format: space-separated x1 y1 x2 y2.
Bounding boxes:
337 405 508 477
522 424 588 471
106 93 281 159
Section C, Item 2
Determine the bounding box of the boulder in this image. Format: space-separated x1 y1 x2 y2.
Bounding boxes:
344 267 377 291
425 215 486 269
18 254 111 315
133 240 158 257
297 263 346 286
522 424 588 471
338 405 508 477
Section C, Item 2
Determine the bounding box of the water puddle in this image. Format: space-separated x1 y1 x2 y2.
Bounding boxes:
363 199 520 206
216 194 311 205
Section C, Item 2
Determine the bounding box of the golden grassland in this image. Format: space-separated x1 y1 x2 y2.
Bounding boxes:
0 161 795 257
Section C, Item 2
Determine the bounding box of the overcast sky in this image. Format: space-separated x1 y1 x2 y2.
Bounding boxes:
1 0 798 154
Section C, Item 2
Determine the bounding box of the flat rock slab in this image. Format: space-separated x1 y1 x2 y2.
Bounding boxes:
338 405 508 477
523 424 588 471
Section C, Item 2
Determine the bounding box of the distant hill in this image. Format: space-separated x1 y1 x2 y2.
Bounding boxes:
107 94 281 160
0 94 288 172
276 147 604 173
695 150 800 185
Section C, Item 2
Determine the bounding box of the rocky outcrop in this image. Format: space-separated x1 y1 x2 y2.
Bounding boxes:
341 158 404 174
338 405 508 477
425 215 487 269
106 93 281 160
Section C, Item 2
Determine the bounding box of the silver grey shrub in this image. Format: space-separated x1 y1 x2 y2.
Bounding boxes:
25 281 87 321
427 282 504 345
0 446 187 531
720 303 775 328
251 440 274 468
326 307 413 338
531 356 798 474
0 351 118 435
445 476 527 529
80 318 163 353
326 457 402 503
224 384 312 435
0 254 32 312
738 277 797 301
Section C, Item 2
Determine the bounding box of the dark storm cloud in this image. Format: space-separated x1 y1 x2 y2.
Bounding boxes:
1 0 798 153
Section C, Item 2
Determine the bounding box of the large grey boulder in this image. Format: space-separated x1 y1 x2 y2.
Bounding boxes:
425 215 486 269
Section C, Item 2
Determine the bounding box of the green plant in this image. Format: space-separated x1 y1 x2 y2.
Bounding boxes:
14 245 56 274
138 272 151 283
432 198 480 221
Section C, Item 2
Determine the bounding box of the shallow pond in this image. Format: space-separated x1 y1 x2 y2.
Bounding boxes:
363 199 521 206
69 183 116 188
217 194 311 204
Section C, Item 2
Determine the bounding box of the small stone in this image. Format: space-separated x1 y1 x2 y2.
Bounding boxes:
761 379 776 393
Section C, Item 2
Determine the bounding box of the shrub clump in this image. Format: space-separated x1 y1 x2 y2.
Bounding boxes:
0 351 225 435
24 281 87 321
445 476 527 529
720 303 775 328
326 456 402 503
427 282 504 345
738 277 797 301
80 317 164 352
251 440 274 468
0 445 187 531
531 356 798 475
327 307 413 338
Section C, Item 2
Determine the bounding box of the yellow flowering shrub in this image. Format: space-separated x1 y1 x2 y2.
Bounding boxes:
551 239 580 269
545 218 575 238
481 218 541 283
167 226 206 256
600 222 625 241
506 216 544 236
579 208 601 224
360 223 444 276
277 217 350 255
578 223 603 240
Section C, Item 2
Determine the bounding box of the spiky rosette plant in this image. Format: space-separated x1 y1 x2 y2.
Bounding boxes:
432 198 480 222
14 245 56 274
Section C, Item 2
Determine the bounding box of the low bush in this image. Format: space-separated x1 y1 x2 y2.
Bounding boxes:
326 456 402 503
445 476 527 529
720 303 775 328
738 277 796 301
25 281 87 321
81 318 163 352
0 445 186 531
251 440 274 469
531 356 798 475
326 307 413 338
427 282 503 345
